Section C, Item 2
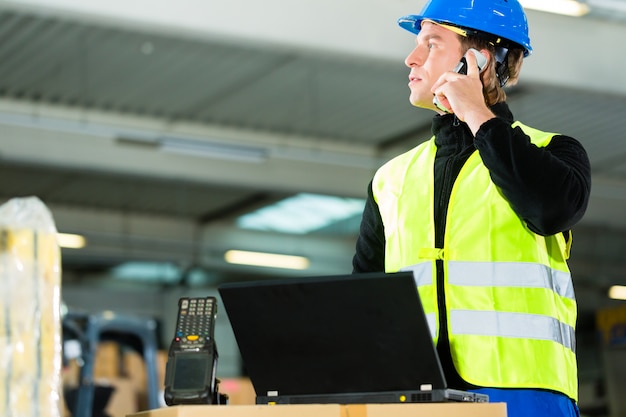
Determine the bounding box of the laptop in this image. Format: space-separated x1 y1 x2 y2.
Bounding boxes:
217 271 488 404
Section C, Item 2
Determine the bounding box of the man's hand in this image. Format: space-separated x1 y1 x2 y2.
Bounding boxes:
431 49 495 135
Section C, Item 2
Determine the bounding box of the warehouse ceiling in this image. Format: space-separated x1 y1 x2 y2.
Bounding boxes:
1 0 626 317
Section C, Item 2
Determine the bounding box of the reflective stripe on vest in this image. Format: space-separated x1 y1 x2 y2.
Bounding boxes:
450 310 576 352
448 261 575 300
374 121 578 400
403 261 577 347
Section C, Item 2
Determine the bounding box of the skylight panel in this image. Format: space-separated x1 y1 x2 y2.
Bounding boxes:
237 193 365 234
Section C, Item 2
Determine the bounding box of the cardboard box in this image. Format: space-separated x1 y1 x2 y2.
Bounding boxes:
128 404 347 417
127 402 507 417
94 342 122 379
99 377 139 417
124 349 147 391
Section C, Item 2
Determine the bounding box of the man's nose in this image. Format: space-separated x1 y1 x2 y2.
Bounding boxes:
405 45 425 68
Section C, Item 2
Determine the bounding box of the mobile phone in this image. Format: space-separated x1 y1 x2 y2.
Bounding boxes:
434 48 487 113
163 297 227 405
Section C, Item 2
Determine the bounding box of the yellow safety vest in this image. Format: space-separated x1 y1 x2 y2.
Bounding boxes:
372 121 578 401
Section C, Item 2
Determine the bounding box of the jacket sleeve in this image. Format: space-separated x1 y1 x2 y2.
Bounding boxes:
352 181 386 273
473 117 591 235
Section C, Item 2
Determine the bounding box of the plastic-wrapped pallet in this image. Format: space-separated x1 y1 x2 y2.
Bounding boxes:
0 196 62 417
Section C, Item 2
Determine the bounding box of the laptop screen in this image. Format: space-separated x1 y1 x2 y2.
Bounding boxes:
218 272 447 398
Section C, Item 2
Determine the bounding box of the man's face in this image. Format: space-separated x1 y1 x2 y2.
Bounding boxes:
405 21 464 111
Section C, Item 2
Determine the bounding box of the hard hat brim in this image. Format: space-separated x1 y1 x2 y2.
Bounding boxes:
397 14 532 57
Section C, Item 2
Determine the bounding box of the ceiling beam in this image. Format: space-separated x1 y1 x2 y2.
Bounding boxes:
0 99 381 198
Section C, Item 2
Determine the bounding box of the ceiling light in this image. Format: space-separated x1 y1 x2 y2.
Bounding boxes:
608 285 626 300
520 0 590 16
111 261 181 283
224 250 310 270
160 138 267 163
57 233 86 249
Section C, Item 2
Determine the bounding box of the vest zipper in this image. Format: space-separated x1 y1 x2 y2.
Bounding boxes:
433 124 478 388
436 156 455 340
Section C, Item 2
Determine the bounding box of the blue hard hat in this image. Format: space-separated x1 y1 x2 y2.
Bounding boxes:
398 0 532 56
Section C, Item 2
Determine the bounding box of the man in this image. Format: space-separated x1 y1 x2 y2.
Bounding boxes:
352 0 591 416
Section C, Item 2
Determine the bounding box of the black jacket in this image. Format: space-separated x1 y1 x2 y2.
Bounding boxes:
352 102 591 389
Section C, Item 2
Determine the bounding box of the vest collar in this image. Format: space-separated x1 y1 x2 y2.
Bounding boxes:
431 102 515 146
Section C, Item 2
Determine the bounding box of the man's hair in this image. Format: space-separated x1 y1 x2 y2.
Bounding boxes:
460 35 524 106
